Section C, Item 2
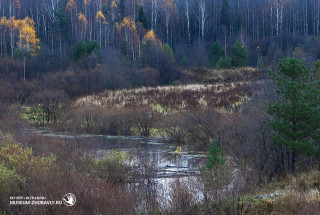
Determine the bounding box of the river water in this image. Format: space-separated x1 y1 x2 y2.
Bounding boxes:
34 128 207 177
31 128 207 205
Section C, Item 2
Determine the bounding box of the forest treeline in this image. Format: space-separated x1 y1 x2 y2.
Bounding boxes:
1 0 320 78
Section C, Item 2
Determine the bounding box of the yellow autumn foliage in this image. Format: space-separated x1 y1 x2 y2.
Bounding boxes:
111 0 118 8
117 17 139 43
96 10 107 24
78 13 88 26
66 0 76 11
142 30 162 47
0 16 40 54
0 16 16 29
0 17 8 28
18 17 40 54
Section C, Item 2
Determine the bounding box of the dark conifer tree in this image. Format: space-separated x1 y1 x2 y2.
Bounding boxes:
220 0 230 28
137 6 148 30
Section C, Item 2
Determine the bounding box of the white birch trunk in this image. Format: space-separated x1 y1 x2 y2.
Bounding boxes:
185 0 191 46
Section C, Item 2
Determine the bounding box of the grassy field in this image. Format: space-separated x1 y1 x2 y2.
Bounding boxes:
76 80 262 113
36 67 265 140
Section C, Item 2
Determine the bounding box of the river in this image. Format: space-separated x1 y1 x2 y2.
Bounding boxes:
30 128 207 206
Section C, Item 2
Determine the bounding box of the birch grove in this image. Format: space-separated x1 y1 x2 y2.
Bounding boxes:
0 0 319 66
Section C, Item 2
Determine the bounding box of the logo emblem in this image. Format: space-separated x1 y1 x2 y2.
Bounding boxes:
62 193 76 206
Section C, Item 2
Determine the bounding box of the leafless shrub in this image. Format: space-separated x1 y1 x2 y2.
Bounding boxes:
27 90 69 125
60 105 138 136
161 112 189 145
136 107 161 137
134 67 160 87
162 108 228 150
168 178 196 215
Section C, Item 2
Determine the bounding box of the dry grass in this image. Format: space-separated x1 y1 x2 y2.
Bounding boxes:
76 81 260 113
246 168 320 215
247 189 320 215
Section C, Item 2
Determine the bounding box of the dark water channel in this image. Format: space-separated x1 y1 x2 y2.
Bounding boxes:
34 129 207 179
29 128 208 206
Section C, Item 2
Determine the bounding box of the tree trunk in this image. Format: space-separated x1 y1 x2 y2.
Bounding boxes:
185 0 191 46
291 149 296 174
23 56 26 80
224 33 227 57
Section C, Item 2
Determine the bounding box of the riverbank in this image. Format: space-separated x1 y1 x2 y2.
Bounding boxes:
21 80 263 151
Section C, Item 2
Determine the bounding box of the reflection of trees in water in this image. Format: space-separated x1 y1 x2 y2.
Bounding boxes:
128 148 161 212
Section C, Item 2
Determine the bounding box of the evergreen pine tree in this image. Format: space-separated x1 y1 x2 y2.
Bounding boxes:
257 59 264 69
86 40 100 54
73 41 87 60
208 41 225 68
268 58 320 174
181 55 187 68
137 6 147 29
206 140 225 170
216 56 231 69
231 40 248 67
220 0 230 28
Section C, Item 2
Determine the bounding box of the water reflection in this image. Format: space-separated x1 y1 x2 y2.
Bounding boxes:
34 128 206 178
31 128 208 207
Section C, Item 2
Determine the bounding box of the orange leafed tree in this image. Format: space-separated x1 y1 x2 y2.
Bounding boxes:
142 30 161 47
66 0 77 40
1 16 39 59
111 0 118 21
0 16 39 55
140 30 162 68
78 13 88 26
7 16 40 80
17 17 40 54
95 11 107 47
66 0 76 11
96 11 107 23
78 13 88 41
117 17 140 62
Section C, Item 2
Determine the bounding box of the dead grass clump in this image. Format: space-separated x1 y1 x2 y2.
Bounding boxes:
296 169 320 191
76 81 256 113
248 190 320 215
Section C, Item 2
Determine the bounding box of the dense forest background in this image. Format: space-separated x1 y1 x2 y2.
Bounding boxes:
1 0 320 102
